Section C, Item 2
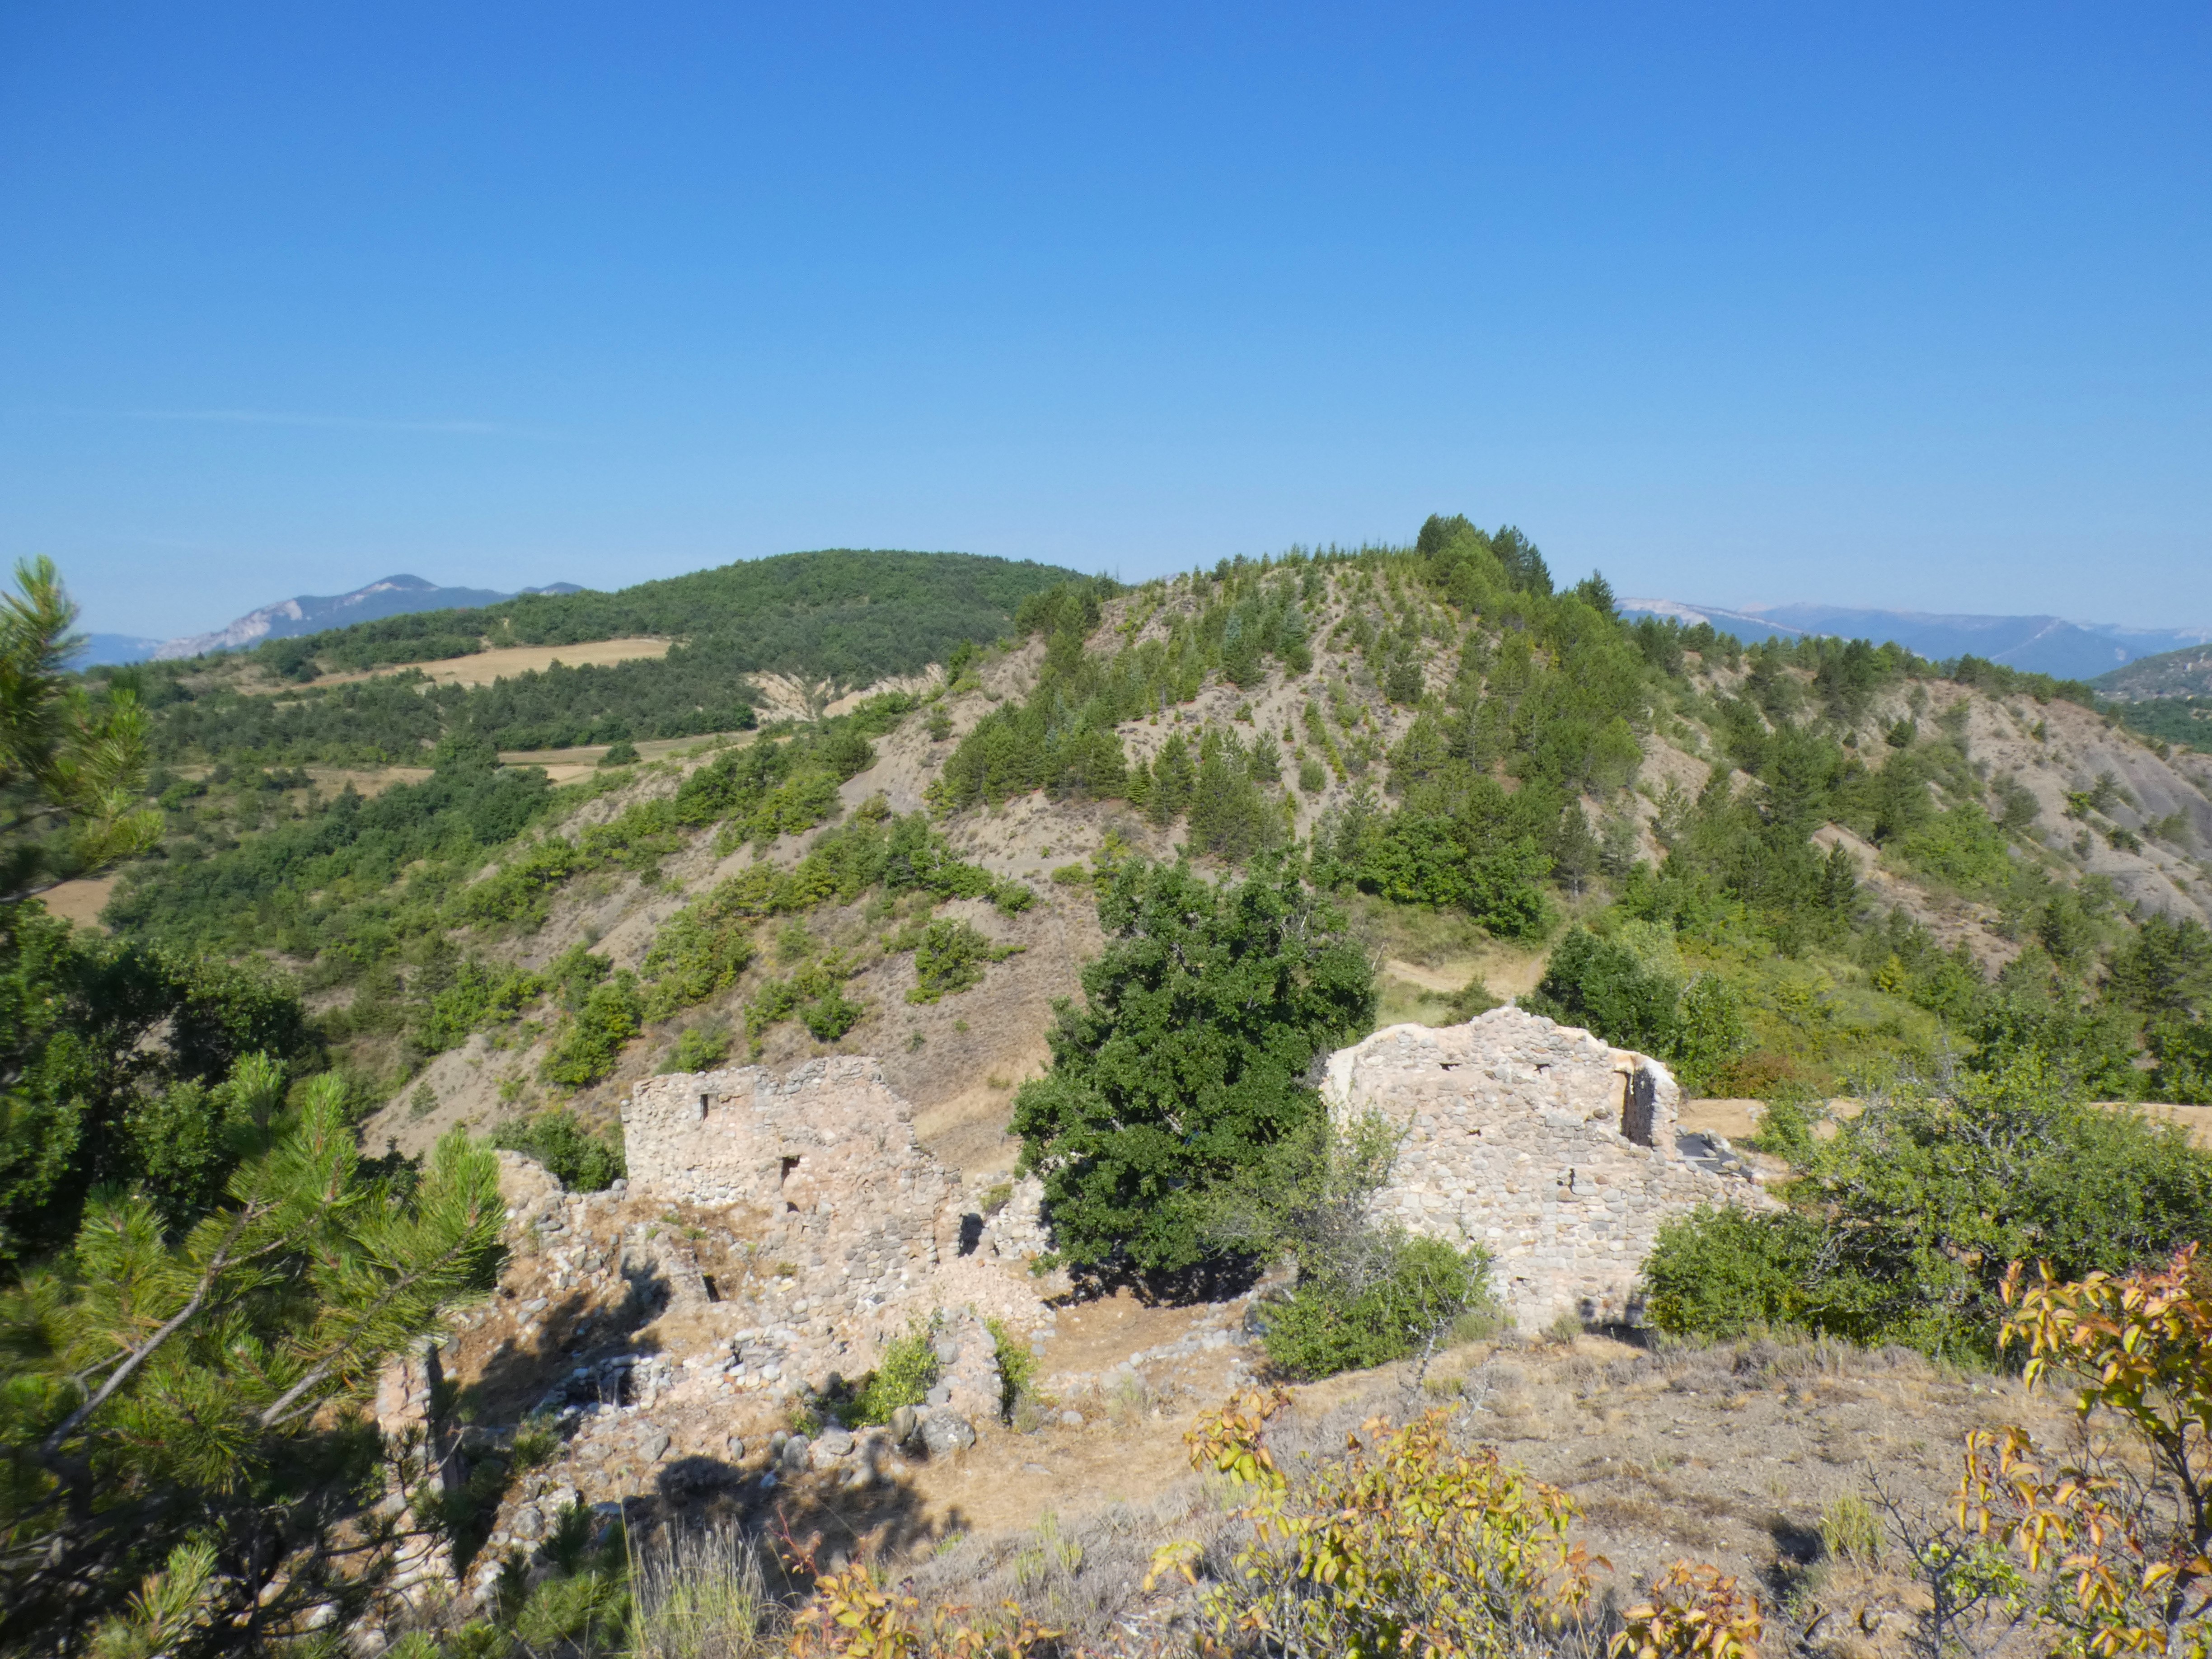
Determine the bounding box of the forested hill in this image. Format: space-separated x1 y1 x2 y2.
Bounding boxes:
89 513 2212 1160
2095 644 2212 756
113 548 1097 761
249 548 1088 679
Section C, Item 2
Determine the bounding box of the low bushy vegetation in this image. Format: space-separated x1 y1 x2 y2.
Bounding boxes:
1257 1234 1494 1379
491 1108 627 1191
1644 1058 2212 1357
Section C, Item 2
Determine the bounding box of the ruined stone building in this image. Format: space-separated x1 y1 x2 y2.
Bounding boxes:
620 1056 1050 1378
1324 1007 1774 1326
616 1011 1771 1367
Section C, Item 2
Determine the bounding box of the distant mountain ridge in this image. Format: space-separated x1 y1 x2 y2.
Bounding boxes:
81 575 584 665
1620 598 2212 681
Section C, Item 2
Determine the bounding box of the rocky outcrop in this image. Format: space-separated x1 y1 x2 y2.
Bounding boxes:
1325 1008 1775 1327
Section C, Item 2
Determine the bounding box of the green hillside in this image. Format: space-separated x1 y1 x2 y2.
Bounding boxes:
2090 643 2212 754
2092 641 2212 701
113 548 1095 763
254 547 1087 676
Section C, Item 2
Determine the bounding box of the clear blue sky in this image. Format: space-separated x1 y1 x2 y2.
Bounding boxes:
3 3 2206 639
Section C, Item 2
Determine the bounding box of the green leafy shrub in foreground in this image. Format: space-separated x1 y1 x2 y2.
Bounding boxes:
2 1080 505 1650
1261 1236 1495 1379
493 1110 627 1191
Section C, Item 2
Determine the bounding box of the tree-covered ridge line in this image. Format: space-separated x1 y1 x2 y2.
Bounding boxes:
229 547 1088 677
93 548 1101 765
93 512 2212 1122
935 519 2211 1107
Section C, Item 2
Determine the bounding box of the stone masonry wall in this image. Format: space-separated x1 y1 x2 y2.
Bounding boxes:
1326 1007 1774 1327
623 1056 969 1351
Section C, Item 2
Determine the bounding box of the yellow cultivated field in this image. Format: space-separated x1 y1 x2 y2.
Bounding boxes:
309 636 670 689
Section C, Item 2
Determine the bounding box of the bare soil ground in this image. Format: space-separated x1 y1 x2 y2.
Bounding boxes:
37 875 118 931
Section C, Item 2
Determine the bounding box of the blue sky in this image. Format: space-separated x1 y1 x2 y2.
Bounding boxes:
2 3 2206 639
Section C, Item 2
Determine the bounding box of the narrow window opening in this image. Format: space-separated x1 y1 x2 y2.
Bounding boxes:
701 1274 722 1303
699 1092 711 1120
1621 1067 1658 1148
779 1155 801 1185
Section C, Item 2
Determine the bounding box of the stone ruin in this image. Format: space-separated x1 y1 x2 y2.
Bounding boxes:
614 1014 1776 1353
360 1011 1772 1624
619 1054 1053 1380
1324 1006 1776 1327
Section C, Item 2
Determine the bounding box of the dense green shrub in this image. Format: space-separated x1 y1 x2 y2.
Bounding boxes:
1642 1058 2212 1357
1642 1206 1822 1337
842 1321 940 1425
1522 923 1682 1056
492 1110 626 1191
1013 858 1375 1275
904 919 1015 1003
1261 1236 1495 1379
412 956 547 1054
2107 914 2212 1025
1671 973 1749 1092
2151 1021 2212 1104
541 976 644 1088
638 903 755 1021
1896 804 2015 895
661 1023 733 1073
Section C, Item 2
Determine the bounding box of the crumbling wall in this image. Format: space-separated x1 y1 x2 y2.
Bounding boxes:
1326 1007 1774 1327
623 1056 1046 1366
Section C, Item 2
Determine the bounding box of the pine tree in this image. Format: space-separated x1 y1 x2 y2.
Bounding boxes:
0 557 161 903
1 1078 506 1650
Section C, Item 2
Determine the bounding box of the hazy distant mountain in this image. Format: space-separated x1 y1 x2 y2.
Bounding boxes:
79 633 166 667
1619 599 2212 681
108 575 585 664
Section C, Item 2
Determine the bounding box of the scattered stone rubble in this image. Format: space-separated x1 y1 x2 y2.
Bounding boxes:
1325 1006 1777 1326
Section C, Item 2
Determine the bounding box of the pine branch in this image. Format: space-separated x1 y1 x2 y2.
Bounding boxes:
256 1214 492 1431
37 1211 254 1464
